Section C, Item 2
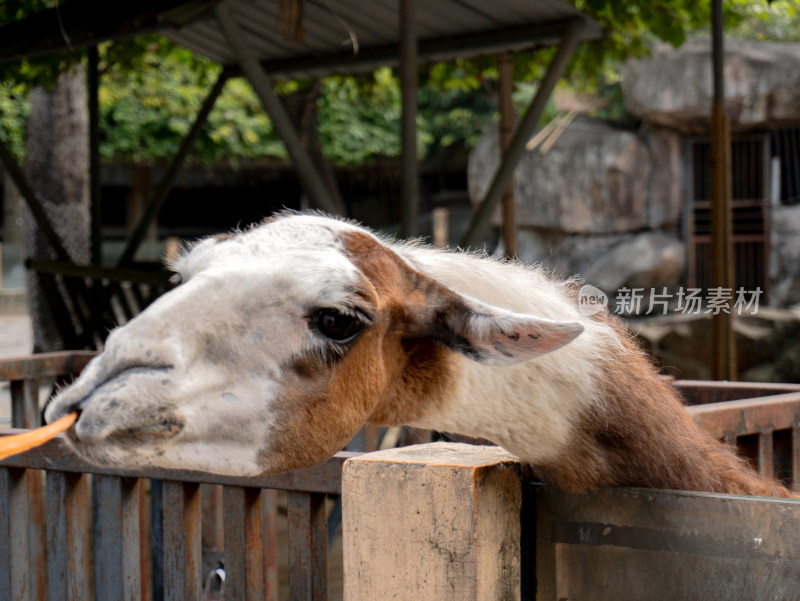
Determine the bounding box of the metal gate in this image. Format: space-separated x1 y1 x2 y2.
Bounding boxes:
685 126 800 303
685 134 771 301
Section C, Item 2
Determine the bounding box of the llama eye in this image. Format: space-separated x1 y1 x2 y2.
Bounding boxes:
169 272 183 286
312 309 365 342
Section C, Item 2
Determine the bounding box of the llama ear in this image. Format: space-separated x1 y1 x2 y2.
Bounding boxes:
429 295 584 367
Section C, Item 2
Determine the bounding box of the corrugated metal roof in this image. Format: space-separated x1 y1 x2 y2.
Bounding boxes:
0 1 602 77
160 0 603 79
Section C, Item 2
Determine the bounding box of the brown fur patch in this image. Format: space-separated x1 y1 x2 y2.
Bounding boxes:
339 231 461 426
536 314 795 497
259 231 461 472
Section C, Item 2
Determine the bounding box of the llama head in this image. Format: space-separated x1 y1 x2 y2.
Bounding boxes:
44 214 583 476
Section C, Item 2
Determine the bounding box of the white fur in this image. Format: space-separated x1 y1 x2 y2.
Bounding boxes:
45 214 624 475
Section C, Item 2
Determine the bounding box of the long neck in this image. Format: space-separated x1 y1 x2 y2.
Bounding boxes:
398 245 794 498
534 331 795 498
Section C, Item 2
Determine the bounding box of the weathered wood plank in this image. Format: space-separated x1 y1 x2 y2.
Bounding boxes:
223 486 264 601
0 433 353 494
96 475 142 601
46 471 89 601
675 380 800 405
794 425 800 493
27 470 47 601
10 378 38 429
0 351 97 381
343 443 522 601
288 491 327 601
162 481 201 601
688 392 800 439
758 431 774 478
0 467 30 601
263 489 279 601
534 485 800 601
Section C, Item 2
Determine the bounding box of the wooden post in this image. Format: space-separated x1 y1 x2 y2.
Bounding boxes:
400 0 418 238
710 0 737 380
343 443 522 601
215 1 338 217
118 70 229 266
460 19 584 248
497 53 517 259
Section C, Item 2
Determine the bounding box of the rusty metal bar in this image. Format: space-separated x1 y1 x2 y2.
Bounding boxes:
0 468 30 601
162 481 202 601
96 475 142 601
223 486 264 601
46 471 89 601
288 492 327 601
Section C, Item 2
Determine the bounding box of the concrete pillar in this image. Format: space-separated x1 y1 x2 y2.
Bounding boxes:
343 443 522 601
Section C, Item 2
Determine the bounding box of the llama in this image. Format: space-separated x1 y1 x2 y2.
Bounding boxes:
44 213 793 497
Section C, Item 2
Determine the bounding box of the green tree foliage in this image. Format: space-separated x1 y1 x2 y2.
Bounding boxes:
98 41 286 164
1 0 797 168
0 81 30 159
728 0 800 41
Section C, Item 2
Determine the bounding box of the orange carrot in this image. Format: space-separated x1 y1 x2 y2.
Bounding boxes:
0 412 78 461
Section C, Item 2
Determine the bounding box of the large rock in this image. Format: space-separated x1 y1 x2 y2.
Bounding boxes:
584 232 685 297
771 204 800 306
468 116 681 234
622 39 800 133
633 308 800 382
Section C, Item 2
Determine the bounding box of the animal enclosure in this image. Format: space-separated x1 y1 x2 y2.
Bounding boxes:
1 352 800 600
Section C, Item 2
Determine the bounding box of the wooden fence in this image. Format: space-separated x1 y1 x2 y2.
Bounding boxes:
343 382 800 601
26 259 173 349
0 352 354 601
3 354 800 600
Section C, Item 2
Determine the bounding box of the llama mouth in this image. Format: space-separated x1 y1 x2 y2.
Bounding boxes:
109 418 185 442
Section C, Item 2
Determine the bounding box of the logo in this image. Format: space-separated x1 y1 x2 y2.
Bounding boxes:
578 284 609 317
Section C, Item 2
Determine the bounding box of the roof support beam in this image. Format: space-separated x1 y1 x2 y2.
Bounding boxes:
497 53 517 258
117 68 230 266
215 1 338 216
710 0 736 380
460 18 585 249
239 19 599 83
0 133 70 261
400 0 418 238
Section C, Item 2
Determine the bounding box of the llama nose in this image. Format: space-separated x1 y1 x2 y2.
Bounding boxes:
66 398 89 418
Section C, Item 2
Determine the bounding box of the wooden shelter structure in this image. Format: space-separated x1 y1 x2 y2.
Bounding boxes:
0 0 602 347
